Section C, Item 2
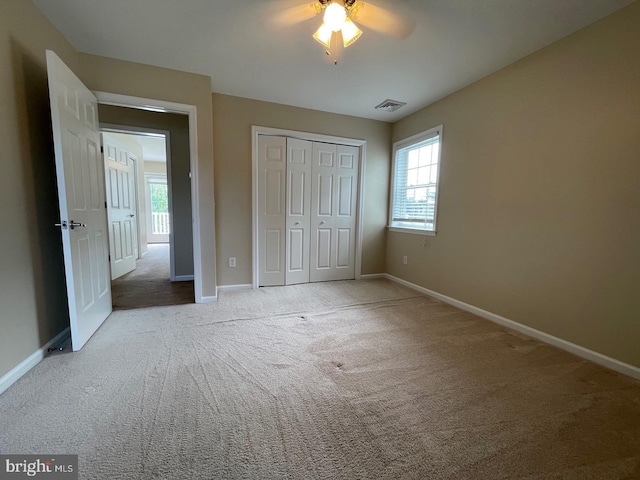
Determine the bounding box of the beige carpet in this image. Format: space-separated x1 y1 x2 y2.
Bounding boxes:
1 279 640 479
111 244 194 310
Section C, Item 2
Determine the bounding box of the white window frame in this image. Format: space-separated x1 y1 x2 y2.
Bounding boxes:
388 125 443 236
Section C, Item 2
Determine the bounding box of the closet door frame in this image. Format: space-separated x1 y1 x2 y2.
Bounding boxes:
251 126 366 289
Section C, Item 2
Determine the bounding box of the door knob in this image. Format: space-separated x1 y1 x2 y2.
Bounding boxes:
69 221 86 230
54 220 68 229
294 221 300 225
128 214 135 218
320 221 326 225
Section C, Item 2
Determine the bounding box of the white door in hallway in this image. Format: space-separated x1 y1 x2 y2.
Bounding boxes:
310 143 359 282
47 50 112 351
103 133 139 280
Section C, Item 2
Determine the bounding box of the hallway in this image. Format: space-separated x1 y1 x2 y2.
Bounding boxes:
111 244 194 310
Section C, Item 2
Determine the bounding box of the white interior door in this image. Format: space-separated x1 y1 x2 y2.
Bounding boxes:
103 133 138 280
47 50 112 351
285 138 312 285
310 143 359 282
258 136 287 286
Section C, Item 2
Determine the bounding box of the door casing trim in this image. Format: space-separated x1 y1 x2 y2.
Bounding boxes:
95 92 204 303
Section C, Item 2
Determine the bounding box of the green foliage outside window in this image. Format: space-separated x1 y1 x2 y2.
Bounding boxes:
150 183 168 214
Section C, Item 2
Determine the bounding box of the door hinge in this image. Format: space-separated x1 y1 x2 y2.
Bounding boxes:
101 146 104 153
105 201 107 209
108 254 110 261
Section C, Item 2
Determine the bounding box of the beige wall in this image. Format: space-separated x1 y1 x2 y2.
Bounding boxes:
212 94 391 286
0 0 82 379
99 106 193 277
389 2 640 367
79 53 216 296
144 161 167 175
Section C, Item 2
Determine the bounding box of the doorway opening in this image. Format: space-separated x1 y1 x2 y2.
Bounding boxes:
100 127 194 309
95 91 205 304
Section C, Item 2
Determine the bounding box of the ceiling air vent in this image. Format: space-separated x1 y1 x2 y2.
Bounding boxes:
375 99 407 113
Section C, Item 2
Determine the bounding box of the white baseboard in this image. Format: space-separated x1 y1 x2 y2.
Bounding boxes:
172 275 194 282
217 284 253 293
384 274 640 381
198 295 218 304
0 327 70 396
359 273 387 280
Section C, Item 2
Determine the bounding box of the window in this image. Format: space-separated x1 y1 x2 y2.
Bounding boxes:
145 174 170 243
389 126 442 234
149 182 170 235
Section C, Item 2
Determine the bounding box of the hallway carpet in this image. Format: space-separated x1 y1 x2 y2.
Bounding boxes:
111 244 194 310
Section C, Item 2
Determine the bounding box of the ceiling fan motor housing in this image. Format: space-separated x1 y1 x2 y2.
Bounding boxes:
318 0 358 8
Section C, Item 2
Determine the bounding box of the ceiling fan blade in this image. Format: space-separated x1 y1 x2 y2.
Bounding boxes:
272 2 322 27
349 1 416 39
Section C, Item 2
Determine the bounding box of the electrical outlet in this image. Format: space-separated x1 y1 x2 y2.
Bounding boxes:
403 256 408 265
229 257 236 268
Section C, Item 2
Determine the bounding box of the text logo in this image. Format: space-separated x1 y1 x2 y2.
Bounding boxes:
0 456 77 480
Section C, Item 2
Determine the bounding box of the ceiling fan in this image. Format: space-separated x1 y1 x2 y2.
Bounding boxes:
273 0 416 52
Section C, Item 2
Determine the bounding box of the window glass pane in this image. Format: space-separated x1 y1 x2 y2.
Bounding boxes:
407 168 418 187
149 182 170 235
150 183 168 214
417 166 428 185
426 186 436 219
419 145 431 166
408 150 419 169
430 165 438 184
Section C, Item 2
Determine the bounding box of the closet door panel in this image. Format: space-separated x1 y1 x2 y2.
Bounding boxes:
332 145 359 280
336 228 351 268
258 136 287 286
310 143 337 282
315 228 332 270
285 138 312 285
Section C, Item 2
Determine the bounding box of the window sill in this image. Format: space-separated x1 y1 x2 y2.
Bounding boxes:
387 226 437 236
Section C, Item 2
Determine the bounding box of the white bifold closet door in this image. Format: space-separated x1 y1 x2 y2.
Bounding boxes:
309 142 359 282
258 135 359 287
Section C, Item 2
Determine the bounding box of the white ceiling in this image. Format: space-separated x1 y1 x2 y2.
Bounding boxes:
106 132 167 163
135 135 167 163
33 0 634 122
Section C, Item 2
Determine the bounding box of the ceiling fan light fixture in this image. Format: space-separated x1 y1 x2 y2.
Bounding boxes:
341 18 362 47
324 2 347 31
313 22 333 48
